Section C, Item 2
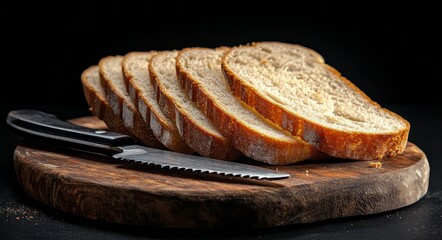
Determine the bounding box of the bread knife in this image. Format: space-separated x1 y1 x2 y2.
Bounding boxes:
6 109 290 180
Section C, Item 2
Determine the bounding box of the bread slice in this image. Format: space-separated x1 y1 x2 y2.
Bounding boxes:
98 56 164 148
149 50 241 160
222 42 410 160
80 65 131 135
122 52 194 154
176 47 324 165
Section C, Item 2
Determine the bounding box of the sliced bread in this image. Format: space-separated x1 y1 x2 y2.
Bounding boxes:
98 56 164 148
222 42 410 160
122 52 194 154
176 47 323 165
149 50 241 160
80 65 131 135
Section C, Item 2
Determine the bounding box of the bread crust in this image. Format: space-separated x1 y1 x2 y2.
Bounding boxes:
98 56 164 149
176 48 323 165
149 52 241 160
222 44 410 160
80 65 132 136
122 52 194 154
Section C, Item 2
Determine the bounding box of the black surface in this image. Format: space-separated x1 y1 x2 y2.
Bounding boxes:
1 0 441 239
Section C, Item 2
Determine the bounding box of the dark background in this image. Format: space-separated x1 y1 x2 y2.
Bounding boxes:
1 0 441 115
1 0 441 239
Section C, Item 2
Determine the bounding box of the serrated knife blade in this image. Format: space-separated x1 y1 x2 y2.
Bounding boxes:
7 109 290 180
114 145 289 179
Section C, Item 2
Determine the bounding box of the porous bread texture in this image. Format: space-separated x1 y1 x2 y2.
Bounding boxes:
80 65 131 135
98 56 164 148
122 52 194 154
222 42 410 160
149 50 241 160
176 47 324 165
254 41 325 63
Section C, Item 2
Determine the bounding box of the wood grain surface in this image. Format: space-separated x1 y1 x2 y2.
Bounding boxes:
13 117 430 228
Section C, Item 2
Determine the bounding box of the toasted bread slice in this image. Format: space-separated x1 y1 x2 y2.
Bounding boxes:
122 52 194 154
222 42 410 160
149 50 241 160
176 47 324 164
99 56 164 148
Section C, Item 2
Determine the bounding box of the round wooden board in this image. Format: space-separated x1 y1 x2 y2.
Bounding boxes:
13 116 430 228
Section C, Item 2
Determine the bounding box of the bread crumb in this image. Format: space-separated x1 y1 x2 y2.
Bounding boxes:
369 161 382 168
304 170 310 175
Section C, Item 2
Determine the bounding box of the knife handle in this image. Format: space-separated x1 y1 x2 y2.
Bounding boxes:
6 109 134 154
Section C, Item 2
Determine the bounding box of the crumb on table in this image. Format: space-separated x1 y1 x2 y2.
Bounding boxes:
369 161 382 168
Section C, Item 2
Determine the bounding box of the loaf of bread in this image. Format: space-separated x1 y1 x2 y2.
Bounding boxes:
222 42 410 160
80 41 410 164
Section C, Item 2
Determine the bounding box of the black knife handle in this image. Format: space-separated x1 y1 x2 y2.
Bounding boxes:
6 109 134 154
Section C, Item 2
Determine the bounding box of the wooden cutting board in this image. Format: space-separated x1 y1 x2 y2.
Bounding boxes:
13 116 430 228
